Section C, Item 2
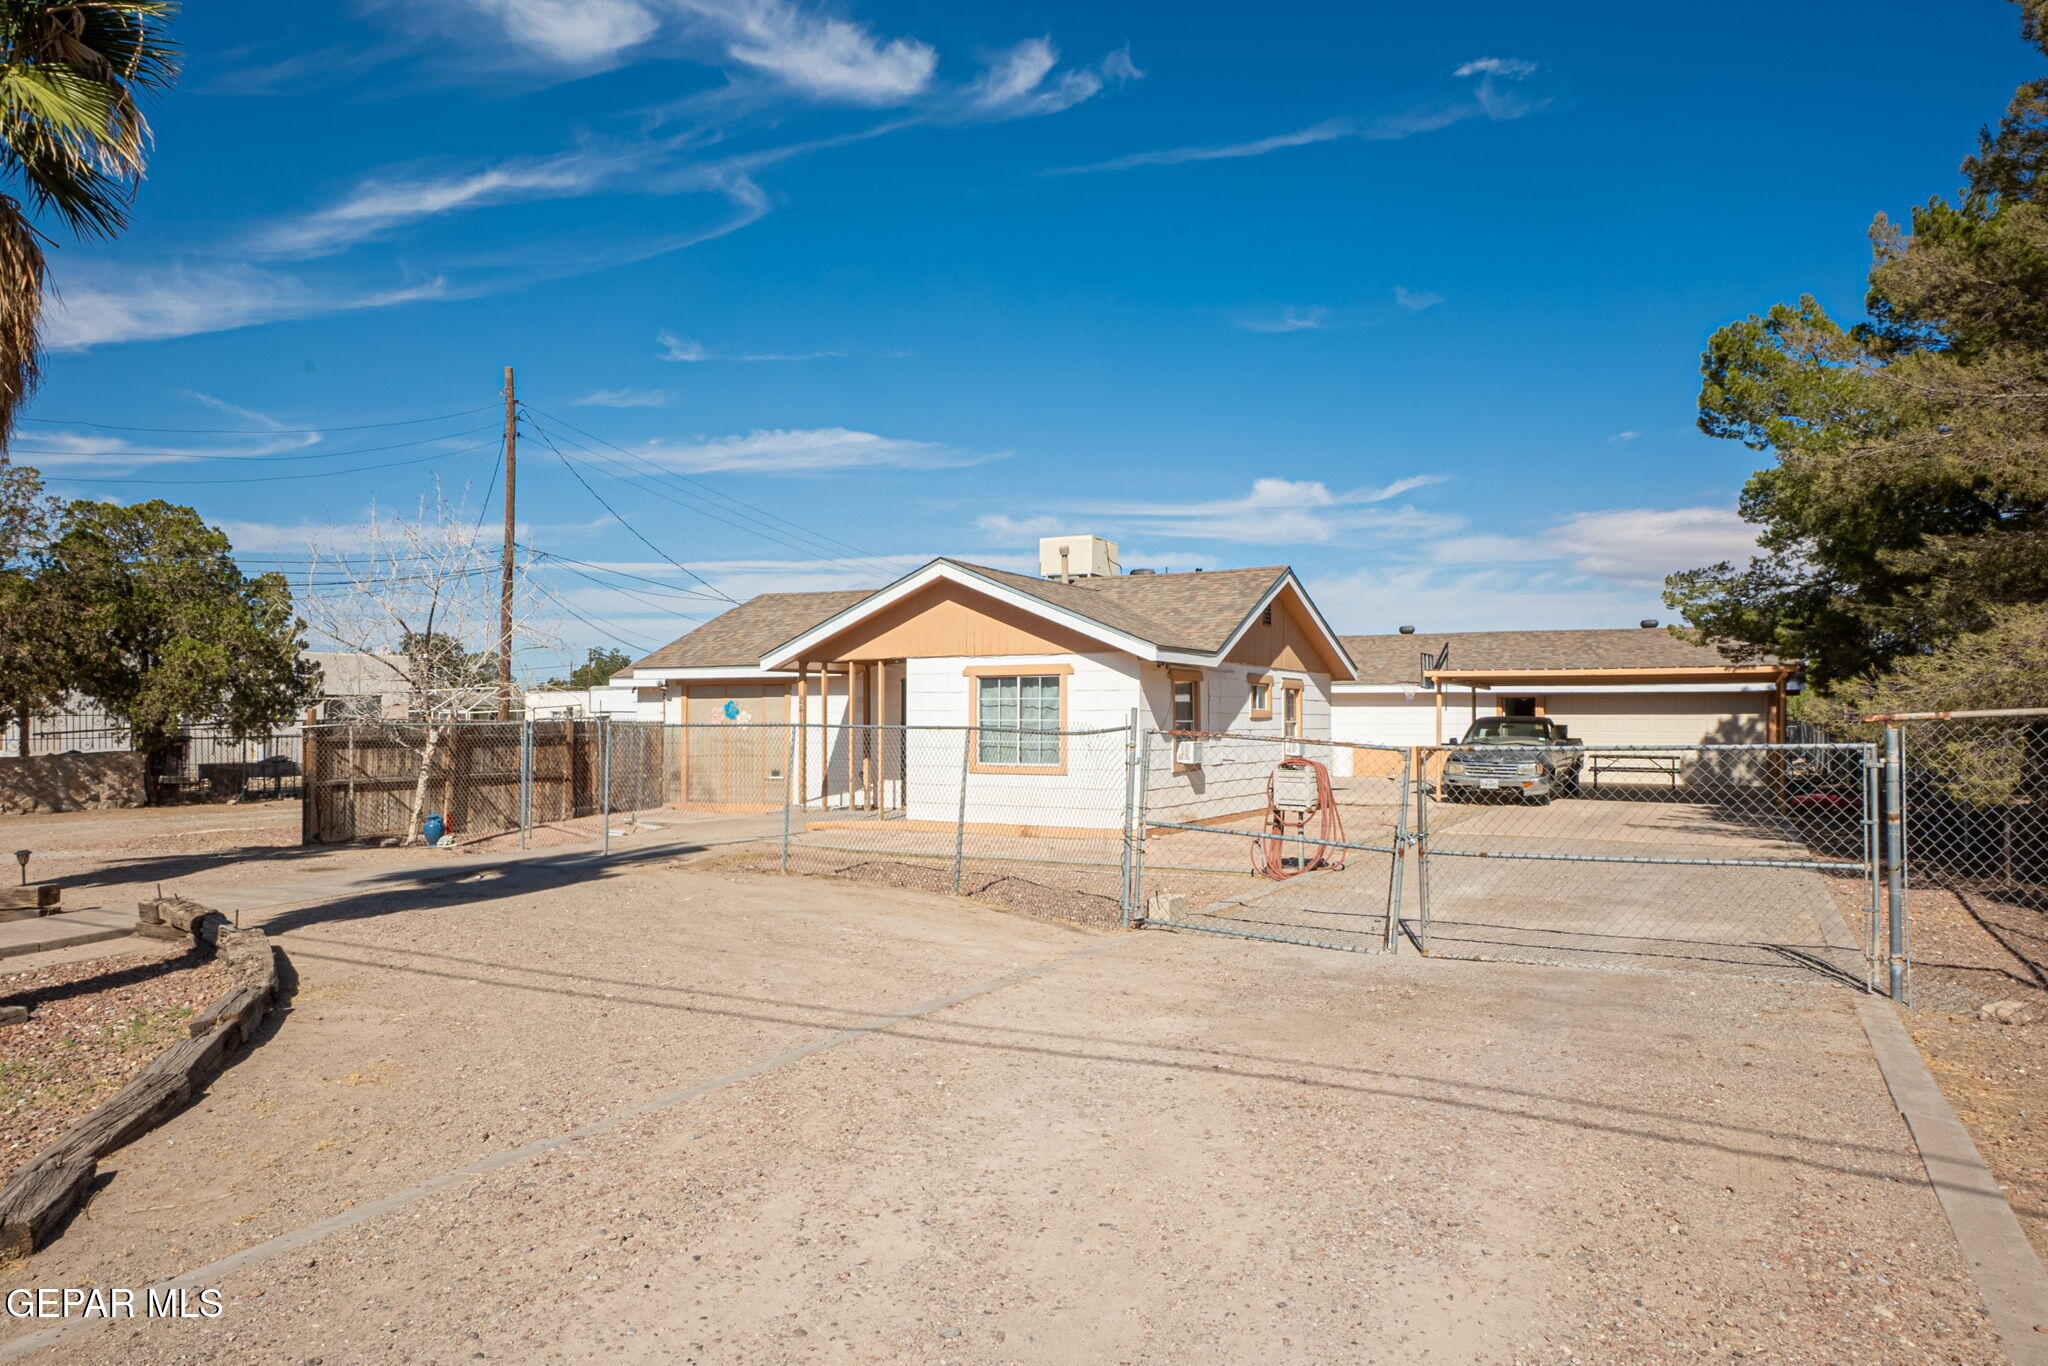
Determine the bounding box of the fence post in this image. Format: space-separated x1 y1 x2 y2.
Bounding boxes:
519 719 532 850
1862 743 1882 994
1883 724 1910 1003
1412 746 1431 953
1384 747 1411 953
1131 723 1151 926
601 716 612 858
781 722 796 874
301 725 318 844
951 726 972 894
1119 707 1141 926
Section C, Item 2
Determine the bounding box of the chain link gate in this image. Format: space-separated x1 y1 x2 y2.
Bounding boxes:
1406 741 1884 988
1131 729 1413 953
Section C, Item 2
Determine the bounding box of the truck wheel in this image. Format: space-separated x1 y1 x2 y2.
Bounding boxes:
1525 790 1553 806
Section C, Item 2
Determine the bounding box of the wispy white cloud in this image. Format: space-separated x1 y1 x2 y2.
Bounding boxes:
1309 565 1659 634
957 38 1140 120
1608 430 1641 443
1424 504 1759 588
656 329 846 363
474 0 660 65
251 148 647 259
1453 57 1539 79
679 0 937 104
1549 506 1758 587
1022 477 1458 545
1050 55 1544 175
573 388 674 408
1237 306 1330 334
1052 118 1355 175
633 426 1000 473
44 265 445 351
1394 286 1443 312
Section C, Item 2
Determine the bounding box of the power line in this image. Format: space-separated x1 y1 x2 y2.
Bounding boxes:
521 415 905 584
532 558 715 617
517 407 906 581
48 441 495 485
521 548 730 602
526 578 658 654
19 404 499 436
525 423 741 605
525 404 897 569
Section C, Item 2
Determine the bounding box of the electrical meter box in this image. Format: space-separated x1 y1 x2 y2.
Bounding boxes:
1272 763 1320 812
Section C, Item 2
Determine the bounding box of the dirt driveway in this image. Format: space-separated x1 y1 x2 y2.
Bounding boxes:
0 849 2005 1364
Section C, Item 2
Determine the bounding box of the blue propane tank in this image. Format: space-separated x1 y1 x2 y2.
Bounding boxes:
422 812 446 845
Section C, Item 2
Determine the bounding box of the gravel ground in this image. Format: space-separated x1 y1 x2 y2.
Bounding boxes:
0 858 2006 1365
0 943 231 1186
1822 867 2048 1265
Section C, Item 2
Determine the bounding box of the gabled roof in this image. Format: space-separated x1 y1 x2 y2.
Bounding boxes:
628 591 872 672
625 557 1358 680
946 560 1291 653
1339 628 1784 682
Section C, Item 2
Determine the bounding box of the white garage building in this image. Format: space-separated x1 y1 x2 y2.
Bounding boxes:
1331 627 1797 750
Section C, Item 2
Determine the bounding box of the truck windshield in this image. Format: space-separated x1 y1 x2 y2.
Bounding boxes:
1462 718 1551 743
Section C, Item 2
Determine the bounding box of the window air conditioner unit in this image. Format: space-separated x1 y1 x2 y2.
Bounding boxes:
1174 737 1204 766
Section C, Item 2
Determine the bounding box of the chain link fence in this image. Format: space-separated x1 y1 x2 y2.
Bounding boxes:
296 715 1963 996
1136 730 1410 953
1410 741 1881 988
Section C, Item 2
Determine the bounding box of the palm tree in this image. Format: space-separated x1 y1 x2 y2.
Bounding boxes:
0 2 177 444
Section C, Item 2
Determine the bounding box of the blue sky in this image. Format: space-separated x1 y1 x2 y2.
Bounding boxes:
18 0 2032 676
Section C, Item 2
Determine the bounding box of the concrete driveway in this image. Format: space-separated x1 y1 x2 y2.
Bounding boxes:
0 857 2000 1364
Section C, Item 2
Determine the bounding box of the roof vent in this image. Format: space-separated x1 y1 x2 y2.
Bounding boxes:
1639 618 1659 629
1397 625 1416 635
1128 568 1156 576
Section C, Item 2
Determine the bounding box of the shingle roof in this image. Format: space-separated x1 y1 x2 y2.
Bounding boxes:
1339 628 1781 682
627 562 1306 674
946 560 1290 652
629 590 873 671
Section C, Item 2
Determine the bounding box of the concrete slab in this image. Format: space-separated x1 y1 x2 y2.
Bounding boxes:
0 905 134 961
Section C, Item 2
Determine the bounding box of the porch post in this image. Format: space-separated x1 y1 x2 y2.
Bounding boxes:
848 661 863 810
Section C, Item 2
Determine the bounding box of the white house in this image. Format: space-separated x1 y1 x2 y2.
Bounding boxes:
611 536 1358 830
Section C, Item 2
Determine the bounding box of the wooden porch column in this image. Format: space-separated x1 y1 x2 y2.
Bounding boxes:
1434 687 1444 744
849 660 863 810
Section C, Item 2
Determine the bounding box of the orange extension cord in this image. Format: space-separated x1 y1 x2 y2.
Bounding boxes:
1254 756 1347 880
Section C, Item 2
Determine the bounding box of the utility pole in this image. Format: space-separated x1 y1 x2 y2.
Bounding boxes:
496 366 517 721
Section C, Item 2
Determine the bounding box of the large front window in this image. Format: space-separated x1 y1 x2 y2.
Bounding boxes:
977 675 1061 766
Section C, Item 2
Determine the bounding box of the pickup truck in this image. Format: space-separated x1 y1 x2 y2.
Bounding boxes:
1439 716 1584 804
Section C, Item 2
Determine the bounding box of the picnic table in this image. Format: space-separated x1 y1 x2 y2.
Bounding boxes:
1587 750 1685 791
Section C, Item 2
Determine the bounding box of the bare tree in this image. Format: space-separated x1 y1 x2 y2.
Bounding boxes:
301 489 554 844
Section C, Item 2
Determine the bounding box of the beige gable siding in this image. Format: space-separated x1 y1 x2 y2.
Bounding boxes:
803 580 1107 663
1224 588 1348 675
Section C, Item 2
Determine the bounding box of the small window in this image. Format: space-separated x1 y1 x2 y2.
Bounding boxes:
1248 680 1271 716
1281 684 1302 739
976 675 1061 766
1171 678 1200 735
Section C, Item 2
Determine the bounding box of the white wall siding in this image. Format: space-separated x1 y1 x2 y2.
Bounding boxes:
1331 694 1442 754
901 653 1141 830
